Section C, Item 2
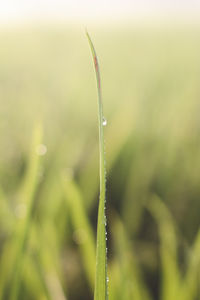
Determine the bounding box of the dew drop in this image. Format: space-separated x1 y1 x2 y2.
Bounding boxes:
102 117 107 126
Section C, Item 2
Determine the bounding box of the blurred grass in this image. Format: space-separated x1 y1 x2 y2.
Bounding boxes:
0 24 200 299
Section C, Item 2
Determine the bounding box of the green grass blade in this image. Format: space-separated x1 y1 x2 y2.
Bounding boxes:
86 31 108 300
111 213 152 300
33 223 68 300
62 174 96 289
0 187 15 299
9 124 44 300
148 195 180 300
181 229 200 300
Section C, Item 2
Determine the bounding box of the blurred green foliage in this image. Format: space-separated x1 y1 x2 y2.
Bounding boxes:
0 24 200 299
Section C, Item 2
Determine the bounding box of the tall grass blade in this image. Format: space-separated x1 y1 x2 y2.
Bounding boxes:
33 224 68 300
0 187 14 299
181 229 200 300
148 195 180 300
9 124 44 300
62 174 96 289
86 31 108 300
111 213 151 300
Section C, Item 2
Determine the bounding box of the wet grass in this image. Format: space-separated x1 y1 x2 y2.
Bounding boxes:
0 24 200 299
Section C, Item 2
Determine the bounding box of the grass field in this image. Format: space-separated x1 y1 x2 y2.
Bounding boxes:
0 23 200 299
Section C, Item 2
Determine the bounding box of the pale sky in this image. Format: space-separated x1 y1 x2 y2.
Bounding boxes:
0 0 200 24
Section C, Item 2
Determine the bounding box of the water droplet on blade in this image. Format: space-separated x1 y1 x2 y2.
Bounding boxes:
102 117 107 126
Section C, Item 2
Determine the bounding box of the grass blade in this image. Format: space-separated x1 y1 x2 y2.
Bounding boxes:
181 229 200 300
9 124 44 300
147 195 180 300
86 31 108 300
111 213 152 300
62 174 96 289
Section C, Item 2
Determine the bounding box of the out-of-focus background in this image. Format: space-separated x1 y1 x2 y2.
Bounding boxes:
1 1 200 300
